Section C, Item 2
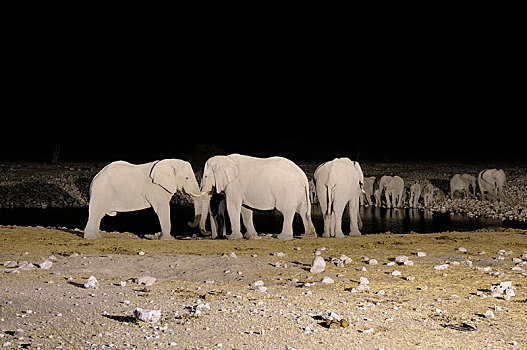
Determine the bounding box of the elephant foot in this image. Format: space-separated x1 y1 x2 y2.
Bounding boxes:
244 232 258 239
158 233 175 240
227 232 243 240
276 232 293 240
83 231 101 239
334 232 345 239
301 232 317 239
321 232 330 238
349 230 361 237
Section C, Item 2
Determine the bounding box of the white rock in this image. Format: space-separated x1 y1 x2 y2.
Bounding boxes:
135 276 157 286
368 259 379 265
433 264 449 270
391 270 402 276
403 260 414 266
229 252 237 258
39 260 52 270
458 247 467 253
322 311 340 321
310 256 326 274
273 252 286 257
339 254 353 264
321 276 334 284
359 277 370 285
256 286 267 292
417 251 427 257
484 310 495 319
395 256 409 264
133 307 161 323
84 276 99 289
250 280 265 287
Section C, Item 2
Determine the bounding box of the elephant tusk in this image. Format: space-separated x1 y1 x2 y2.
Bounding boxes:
188 192 203 197
361 189 366 194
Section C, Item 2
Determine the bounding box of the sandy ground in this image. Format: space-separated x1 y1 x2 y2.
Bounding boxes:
1 226 526 349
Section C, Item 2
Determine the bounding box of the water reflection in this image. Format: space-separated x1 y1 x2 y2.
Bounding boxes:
0 205 523 237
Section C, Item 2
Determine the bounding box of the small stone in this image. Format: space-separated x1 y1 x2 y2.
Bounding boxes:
84 276 99 289
359 277 370 285
417 251 427 257
39 260 53 270
484 310 495 319
340 319 349 327
133 307 161 323
273 252 286 257
138 251 145 255
368 259 378 265
250 280 265 287
321 276 334 284
433 264 449 270
458 247 467 253
310 256 326 274
256 286 267 292
135 276 157 286
395 256 409 264
391 270 401 276
406 275 415 281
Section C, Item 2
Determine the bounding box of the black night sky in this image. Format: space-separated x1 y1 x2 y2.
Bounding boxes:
2 22 524 165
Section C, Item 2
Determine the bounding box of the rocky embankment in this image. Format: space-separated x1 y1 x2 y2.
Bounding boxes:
0 161 525 222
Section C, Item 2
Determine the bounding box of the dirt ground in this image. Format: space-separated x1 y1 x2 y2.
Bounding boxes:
1 226 526 349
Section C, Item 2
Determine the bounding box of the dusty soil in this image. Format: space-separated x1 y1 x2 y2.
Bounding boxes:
1 226 526 349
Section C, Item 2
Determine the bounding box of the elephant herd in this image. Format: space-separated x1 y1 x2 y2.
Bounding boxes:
83 154 506 241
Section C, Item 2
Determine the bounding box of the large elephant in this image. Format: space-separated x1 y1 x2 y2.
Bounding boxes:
450 173 476 199
84 159 201 239
379 175 405 208
314 158 364 237
200 154 316 240
478 169 506 201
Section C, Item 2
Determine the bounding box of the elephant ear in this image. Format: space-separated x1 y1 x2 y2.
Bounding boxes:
150 159 178 194
211 157 239 193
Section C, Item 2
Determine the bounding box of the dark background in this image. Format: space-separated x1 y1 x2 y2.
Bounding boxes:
2 15 524 165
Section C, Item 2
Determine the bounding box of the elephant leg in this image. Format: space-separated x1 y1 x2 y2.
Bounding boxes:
332 201 345 238
226 200 243 240
276 209 294 240
84 205 104 239
322 214 331 238
348 198 361 236
241 207 258 239
210 214 218 239
152 202 173 240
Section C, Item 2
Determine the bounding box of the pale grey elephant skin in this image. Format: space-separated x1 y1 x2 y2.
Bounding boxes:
450 173 476 199
314 158 364 237
200 154 317 241
478 169 506 201
409 183 421 208
84 159 201 239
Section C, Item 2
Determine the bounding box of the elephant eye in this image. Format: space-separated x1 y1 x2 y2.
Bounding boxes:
359 181 363 188
185 176 189 180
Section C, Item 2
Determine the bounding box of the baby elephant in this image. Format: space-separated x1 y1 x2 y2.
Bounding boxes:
84 159 202 239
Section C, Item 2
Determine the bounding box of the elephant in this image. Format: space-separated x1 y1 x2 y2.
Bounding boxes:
84 159 201 239
314 158 364 237
450 173 476 199
360 176 376 206
378 175 405 208
409 183 421 208
200 154 317 240
422 183 434 207
478 169 506 201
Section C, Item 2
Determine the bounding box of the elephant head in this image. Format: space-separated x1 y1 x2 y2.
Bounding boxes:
150 159 201 196
201 156 239 194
